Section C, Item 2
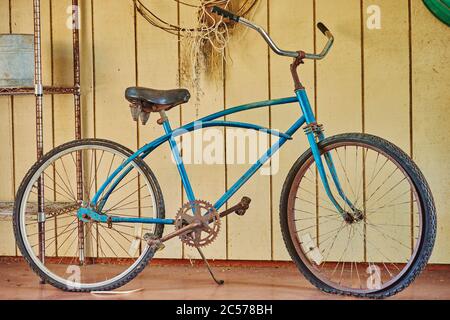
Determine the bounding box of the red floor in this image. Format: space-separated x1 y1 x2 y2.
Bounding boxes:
0 260 449 300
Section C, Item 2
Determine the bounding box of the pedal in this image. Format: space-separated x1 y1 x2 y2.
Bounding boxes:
218 197 252 219
144 233 165 252
235 197 251 216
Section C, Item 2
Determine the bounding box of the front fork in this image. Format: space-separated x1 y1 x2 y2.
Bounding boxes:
296 89 358 219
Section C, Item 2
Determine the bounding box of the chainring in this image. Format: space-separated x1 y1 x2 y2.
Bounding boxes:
175 200 220 248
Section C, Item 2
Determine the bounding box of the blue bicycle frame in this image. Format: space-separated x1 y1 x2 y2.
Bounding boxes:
78 88 354 226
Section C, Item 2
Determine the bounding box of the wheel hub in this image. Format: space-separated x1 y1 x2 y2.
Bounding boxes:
343 209 365 224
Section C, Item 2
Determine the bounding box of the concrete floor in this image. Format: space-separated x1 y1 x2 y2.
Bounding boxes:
0 260 449 300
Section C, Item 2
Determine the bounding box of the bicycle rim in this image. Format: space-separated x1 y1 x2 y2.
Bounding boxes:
16 142 160 290
286 140 424 295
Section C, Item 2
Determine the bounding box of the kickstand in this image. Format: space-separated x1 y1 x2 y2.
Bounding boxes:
196 247 224 286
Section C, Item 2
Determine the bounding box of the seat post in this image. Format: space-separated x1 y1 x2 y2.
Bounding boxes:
157 110 169 126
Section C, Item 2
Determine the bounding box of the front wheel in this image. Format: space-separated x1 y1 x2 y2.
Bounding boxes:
280 133 436 298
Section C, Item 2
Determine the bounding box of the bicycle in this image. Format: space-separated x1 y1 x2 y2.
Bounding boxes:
13 7 436 298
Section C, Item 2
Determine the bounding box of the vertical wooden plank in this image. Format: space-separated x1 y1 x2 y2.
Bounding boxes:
411 0 450 263
226 2 271 260
10 0 54 257
364 0 410 150
11 0 54 189
79 0 95 139
93 0 135 149
316 0 362 134
0 3 13 202
270 0 315 261
0 0 16 256
363 0 413 263
50 2 77 258
52 0 75 146
315 0 364 262
136 0 182 259
180 4 227 260
92 1 136 257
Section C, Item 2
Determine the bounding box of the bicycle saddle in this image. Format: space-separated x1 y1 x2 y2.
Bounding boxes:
125 87 191 111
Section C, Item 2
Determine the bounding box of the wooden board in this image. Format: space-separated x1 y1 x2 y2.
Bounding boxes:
179 4 227 260
92 0 136 149
52 0 75 147
316 0 364 262
10 0 54 257
79 0 95 139
270 0 316 261
363 0 413 264
225 2 271 260
0 1 15 256
0 1 449 263
136 0 182 259
411 0 450 263
92 1 137 257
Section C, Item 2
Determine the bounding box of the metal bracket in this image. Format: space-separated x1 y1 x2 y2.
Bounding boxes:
34 83 43 96
129 103 151 125
37 211 46 223
304 122 324 138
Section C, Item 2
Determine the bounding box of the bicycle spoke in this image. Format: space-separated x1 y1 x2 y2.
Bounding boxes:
288 141 425 295
17 142 160 289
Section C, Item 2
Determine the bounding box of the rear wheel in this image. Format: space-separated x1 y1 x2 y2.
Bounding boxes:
13 139 165 292
280 133 436 298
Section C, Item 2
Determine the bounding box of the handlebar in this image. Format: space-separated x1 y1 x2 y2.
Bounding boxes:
211 6 334 60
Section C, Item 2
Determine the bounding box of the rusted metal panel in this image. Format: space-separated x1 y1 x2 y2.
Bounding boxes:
0 34 34 88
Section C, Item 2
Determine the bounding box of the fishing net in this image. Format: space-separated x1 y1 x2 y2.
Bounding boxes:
134 0 260 110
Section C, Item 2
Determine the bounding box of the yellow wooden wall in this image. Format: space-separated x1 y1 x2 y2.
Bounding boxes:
0 0 449 263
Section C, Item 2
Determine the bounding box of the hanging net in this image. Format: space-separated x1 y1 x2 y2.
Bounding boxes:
134 0 260 105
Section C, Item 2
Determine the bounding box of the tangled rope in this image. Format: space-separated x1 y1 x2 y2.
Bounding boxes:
133 0 260 114
133 0 258 35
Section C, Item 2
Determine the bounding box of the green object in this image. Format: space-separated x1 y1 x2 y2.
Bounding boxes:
423 0 450 26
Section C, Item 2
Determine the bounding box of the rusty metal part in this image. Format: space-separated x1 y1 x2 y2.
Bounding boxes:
216 196 252 219
175 200 221 248
196 246 225 286
303 122 324 138
343 209 365 224
235 196 251 216
46 202 81 218
145 220 202 250
71 0 84 266
0 86 78 96
144 233 165 251
290 51 306 91
33 0 46 265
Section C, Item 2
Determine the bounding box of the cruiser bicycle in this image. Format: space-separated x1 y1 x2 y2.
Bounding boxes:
13 7 436 298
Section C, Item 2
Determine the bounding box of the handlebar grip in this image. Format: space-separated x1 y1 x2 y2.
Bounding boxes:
211 6 240 22
317 22 330 36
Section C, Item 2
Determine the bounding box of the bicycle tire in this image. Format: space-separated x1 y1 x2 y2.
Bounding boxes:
280 133 436 298
13 139 166 292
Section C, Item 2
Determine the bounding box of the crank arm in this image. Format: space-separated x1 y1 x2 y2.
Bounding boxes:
146 220 202 248
208 196 252 223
